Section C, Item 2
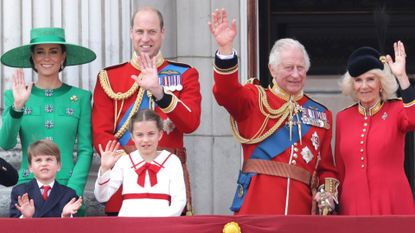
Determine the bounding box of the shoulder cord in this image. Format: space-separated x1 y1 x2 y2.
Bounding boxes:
99 70 139 100
230 86 297 144
99 70 145 138
113 88 144 139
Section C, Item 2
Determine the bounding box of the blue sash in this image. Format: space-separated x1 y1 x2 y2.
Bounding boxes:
117 93 150 146
250 99 324 160
230 98 327 212
116 63 189 146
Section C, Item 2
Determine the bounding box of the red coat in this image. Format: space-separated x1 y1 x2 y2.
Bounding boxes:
213 55 337 215
92 55 201 212
335 96 415 215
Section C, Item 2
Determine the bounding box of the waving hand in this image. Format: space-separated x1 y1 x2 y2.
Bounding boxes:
208 8 237 55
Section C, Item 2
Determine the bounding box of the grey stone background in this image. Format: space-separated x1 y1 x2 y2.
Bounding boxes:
0 0 353 217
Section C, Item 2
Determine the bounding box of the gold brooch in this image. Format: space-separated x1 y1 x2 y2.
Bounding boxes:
70 95 78 102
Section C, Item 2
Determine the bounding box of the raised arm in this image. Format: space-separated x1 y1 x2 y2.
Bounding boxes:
208 8 237 55
386 40 410 89
0 70 33 150
94 140 123 203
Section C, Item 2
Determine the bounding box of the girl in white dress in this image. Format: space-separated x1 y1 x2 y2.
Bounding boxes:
94 109 186 216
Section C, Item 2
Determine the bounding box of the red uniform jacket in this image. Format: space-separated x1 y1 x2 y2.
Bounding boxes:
213 54 337 215
335 90 415 215
92 54 201 212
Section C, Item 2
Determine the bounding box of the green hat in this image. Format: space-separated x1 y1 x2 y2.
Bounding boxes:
0 27 96 68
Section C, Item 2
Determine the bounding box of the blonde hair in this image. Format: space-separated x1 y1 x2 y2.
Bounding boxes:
340 63 398 102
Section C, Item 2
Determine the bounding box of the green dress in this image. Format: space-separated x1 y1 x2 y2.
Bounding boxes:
0 83 93 196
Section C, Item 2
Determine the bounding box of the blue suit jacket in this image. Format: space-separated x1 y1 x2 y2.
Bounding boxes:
10 179 78 218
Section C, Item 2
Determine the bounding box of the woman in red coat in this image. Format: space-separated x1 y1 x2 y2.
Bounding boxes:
335 41 415 215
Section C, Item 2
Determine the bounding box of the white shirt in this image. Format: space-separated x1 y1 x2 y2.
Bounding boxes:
94 150 186 217
36 179 55 197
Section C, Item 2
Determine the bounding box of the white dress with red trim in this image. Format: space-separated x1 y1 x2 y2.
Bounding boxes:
94 150 186 217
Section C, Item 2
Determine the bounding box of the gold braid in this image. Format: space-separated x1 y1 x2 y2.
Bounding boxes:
99 69 144 138
99 70 139 100
99 50 166 138
230 85 297 144
114 87 145 139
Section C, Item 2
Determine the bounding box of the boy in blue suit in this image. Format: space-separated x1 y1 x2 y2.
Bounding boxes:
10 139 82 218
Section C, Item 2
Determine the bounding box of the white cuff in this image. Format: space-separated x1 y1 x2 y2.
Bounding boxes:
216 49 237 60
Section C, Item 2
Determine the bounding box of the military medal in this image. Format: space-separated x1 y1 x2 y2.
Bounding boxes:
301 146 314 164
295 104 302 144
311 131 320 150
162 118 175 134
301 107 329 129
159 69 183 91
382 112 388 120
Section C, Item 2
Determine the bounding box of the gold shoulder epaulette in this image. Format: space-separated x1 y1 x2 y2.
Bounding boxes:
103 62 128 71
166 60 192 68
304 94 329 110
230 84 292 144
99 69 139 100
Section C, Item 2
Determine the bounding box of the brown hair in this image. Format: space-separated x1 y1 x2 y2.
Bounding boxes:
130 7 164 30
30 44 67 72
28 139 61 164
128 109 163 133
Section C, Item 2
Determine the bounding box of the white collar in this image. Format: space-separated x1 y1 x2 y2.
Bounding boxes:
36 179 55 189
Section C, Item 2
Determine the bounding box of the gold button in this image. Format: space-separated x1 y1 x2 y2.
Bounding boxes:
364 123 368 126
291 160 297 165
364 117 368 120
361 164 365 168
361 134 364 137
361 157 364 161
293 153 298 159
360 141 364 144
294 147 299 152
360 148 364 152
363 128 367 132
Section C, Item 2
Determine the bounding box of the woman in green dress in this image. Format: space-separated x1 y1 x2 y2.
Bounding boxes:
0 27 96 199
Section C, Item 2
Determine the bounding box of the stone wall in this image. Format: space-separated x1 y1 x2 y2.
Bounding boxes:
0 0 356 218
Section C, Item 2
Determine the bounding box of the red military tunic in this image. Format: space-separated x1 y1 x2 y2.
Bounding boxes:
92 52 201 213
335 88 415 215
213 54 337 215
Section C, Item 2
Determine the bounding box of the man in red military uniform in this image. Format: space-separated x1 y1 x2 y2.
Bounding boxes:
92 7 201 215
209 9 338 215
